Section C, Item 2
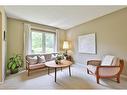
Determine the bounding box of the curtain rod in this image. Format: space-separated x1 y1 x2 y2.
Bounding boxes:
31 26 59 33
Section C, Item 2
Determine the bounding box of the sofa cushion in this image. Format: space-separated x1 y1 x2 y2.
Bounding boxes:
27 56 38 65
29 63 45 70
101 55 115 66
38 55 46 63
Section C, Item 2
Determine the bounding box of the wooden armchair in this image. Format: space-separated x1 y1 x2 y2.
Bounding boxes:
87 55 124 84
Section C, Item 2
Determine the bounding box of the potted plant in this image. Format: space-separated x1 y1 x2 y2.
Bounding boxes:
7 54 23 74
55 54 64 64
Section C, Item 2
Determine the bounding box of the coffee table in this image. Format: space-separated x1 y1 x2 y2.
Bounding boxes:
45 60 72 82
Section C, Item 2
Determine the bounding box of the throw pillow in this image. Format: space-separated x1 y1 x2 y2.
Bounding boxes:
51 54 57 60
27 56 38 65
101 55 115 66
38 55 46 63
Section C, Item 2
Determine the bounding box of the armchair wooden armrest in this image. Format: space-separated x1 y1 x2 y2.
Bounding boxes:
97 65 120 68
87 60 101 66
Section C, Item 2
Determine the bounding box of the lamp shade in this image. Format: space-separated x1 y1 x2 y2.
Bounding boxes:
63 41 69 49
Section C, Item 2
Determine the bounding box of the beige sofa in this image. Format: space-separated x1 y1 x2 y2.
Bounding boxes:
26 53 57 76
87 55 124 84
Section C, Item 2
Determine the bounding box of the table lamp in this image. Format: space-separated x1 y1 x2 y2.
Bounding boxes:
63 41 69 56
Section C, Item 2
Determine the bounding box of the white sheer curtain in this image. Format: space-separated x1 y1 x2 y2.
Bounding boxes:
56 29 60 52
23 23 32 68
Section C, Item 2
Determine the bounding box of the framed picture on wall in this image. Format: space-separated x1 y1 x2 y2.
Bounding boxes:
78 33 96 54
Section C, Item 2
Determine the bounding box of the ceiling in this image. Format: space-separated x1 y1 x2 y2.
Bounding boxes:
5 6 126 29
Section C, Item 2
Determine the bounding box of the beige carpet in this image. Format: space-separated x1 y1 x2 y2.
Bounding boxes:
0 64 127 89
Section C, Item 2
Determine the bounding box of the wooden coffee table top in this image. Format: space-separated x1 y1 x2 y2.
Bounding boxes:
45 60 72 68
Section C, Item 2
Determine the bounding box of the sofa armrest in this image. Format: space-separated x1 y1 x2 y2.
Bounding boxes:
87 60 101 66
26 60 30 69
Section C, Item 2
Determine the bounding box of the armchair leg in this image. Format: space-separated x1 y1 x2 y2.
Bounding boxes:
96 76 100 84
116 76 120 83
87 69 89 74
28 70 30 76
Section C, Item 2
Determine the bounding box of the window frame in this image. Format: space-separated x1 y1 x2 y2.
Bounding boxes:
31 29 57 54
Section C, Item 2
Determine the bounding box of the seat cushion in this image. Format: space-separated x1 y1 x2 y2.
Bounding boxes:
101 55 115 66
87 65 97 74
29 63 45 70
27 56 38 65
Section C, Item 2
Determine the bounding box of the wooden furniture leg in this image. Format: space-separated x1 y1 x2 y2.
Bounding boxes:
61 67 62 71
69 66 71 76
96 76 99 84
87 69 89 74
117 75 120 83
28 70 30 76
55 68 57 82
48 67 50 75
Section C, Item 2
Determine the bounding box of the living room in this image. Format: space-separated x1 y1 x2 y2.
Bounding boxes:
0 5 127 90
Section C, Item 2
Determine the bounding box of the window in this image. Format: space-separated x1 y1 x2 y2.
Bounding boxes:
31 30 56 54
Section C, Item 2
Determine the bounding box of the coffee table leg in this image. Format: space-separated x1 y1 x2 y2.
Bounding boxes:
61 67 62 71
55 68 57 82
48 67 50 75
69 66 71 76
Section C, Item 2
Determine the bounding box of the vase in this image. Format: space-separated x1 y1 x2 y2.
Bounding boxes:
10 68 19 74
55 60 61 64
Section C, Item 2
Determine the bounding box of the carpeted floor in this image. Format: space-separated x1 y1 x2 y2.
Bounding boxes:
0 64 127 89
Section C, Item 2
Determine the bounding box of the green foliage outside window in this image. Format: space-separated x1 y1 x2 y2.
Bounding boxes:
32 31 55 54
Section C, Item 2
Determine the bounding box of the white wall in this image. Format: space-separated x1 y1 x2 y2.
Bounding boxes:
66 7 127 75
7 18 66 62
0 6 7 83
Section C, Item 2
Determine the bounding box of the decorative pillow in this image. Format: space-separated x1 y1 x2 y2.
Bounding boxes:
51 54 57 60
45 54 52 61
27 56 38 65
111 57 120 66
38 55 46 63
101 55 115 66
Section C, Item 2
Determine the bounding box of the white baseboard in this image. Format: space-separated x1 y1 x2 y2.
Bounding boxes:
76 63 87 67
121 74 127 79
